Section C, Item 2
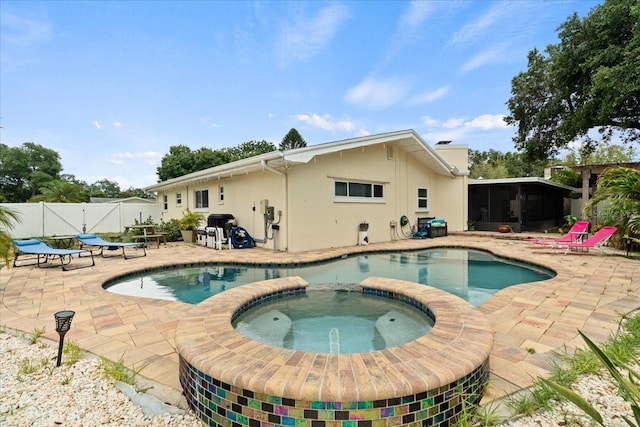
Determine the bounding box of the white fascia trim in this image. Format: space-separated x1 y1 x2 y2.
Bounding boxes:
145 151 284 192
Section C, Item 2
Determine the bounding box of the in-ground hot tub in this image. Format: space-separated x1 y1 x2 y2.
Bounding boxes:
175 276 494 426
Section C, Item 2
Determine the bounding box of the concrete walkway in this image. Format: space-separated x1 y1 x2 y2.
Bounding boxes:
1 233 638 403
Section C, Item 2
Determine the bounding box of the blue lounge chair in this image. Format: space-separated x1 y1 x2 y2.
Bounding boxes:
75 234 146 259
13 239 95 271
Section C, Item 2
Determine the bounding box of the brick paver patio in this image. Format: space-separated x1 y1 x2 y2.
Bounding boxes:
1 233 638 403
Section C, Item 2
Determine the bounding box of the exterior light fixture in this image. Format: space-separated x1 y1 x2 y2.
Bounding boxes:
54 310 75 367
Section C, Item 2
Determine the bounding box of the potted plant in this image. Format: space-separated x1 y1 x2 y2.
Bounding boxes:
498 224 512 233
178 209 205 243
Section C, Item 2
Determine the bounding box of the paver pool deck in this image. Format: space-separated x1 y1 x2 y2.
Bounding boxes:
1 233 638 405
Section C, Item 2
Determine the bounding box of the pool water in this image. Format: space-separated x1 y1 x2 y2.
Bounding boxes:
232 289 435 354
105 248 554 306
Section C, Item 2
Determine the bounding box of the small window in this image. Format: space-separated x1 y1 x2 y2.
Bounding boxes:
218 185 224 205
195 189 209 209
334 180 384 202
163 195 168 210
417 187 428 210
176 192 182 206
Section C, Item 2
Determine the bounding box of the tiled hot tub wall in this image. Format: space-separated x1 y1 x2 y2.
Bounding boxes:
180 356 489 426
175 276 494 427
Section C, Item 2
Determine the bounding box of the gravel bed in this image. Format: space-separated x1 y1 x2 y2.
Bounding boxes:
0 332 202 427
503 370 635 426
1 331 635 426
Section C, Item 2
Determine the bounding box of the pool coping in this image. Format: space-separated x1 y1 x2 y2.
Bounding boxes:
175 276 494 402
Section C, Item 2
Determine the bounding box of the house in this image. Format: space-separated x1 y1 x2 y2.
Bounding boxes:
144 130 469 252
468 177 577 233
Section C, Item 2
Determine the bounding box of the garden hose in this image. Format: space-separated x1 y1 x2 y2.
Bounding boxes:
399 215 413 238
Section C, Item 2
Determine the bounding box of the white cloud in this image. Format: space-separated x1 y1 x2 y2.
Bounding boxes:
422 128 469 145
409 86 449 105
421 113 513 147
110 151 160 166
464 114 508 130
276 4 349 64
201 116 220 128
422 116 439 127
344 76 410 110
448 2 511 47
443 118 465 129
296 113 355 132
268 113 274 118
112 121 121 128
2 12 52 47
92 120 102 130
401 1 433 29
460 45 506 73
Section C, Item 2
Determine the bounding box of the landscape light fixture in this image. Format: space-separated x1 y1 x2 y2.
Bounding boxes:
54 310 75 367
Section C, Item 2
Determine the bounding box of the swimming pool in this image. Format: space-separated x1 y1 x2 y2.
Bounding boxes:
105 247 554 306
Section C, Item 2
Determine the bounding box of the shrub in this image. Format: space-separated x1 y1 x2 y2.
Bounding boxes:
158 219 182 242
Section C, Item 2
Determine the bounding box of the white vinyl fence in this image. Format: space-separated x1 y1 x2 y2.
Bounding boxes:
1 202 161 239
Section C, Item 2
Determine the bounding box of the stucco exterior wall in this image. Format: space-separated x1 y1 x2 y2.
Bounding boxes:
157 171 287 250
431 174 468 231
433 144 469 173
285 143 464 252
286 144 398 252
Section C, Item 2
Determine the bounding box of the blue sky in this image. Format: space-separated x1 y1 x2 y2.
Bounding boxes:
1 0 602 190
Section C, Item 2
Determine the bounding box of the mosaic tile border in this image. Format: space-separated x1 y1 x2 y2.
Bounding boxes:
180 355 489 427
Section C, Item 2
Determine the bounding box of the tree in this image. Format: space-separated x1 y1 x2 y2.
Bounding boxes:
119 187 153 199
563 141 637 166
280 128 307 151
0 205 20 267
0 142 62 202
549 168 582 187
505 0 640 160
28 180 88 202
223 140 276 162
468 149 552 179
156 141 275 181
585 167 640 238
156 145 198 182
88 178 122 198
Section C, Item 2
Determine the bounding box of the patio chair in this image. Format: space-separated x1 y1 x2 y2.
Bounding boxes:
75 233 146 259
527 220 590 246
13 239 95 271
555 226 618 255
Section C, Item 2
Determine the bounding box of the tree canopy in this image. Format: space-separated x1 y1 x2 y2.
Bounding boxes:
563 140 637 166
0 142 62 202
0 142 151 202
156 140 276 181
505 0 640 160
280 128 307 151
223 140 276 162
468 149 552 179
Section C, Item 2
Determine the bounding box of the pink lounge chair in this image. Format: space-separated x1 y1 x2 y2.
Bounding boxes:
556 226 618 254
528 220 590 246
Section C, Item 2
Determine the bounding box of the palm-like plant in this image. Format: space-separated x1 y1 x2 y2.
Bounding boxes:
540 330 640 426
0 205 21 268
585 167 640 238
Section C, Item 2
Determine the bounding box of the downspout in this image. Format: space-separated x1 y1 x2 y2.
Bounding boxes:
261 160 285 176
